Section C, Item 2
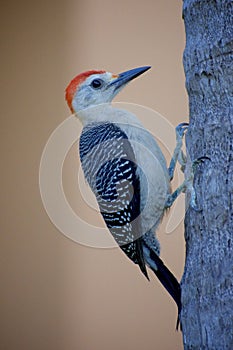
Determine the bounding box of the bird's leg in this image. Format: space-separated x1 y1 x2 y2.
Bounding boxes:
165 157 210 210
164 182 186 209
168 122 189 181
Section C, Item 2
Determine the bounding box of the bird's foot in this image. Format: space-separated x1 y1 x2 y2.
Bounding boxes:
176 123 189 171
165 156 210 210
168 122 189 181
175 122 189 140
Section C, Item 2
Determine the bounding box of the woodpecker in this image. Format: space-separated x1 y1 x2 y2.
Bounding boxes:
65 66 187 327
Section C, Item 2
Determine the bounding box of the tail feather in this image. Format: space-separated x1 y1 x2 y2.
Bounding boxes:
143 243 181 330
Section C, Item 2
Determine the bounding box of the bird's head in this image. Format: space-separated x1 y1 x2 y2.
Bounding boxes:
65 66 151 113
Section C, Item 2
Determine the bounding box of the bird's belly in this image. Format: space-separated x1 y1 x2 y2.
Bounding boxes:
136 146 169 235
116 122 170 235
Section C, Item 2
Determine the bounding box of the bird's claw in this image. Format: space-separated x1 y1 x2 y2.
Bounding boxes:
175 122 189 139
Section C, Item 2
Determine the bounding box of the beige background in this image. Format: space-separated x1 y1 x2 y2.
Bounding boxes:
1 1 188 349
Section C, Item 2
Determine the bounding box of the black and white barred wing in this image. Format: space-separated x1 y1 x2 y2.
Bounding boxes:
79 122 148 278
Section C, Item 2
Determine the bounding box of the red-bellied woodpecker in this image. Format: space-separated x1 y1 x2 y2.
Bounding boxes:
65 66 188 327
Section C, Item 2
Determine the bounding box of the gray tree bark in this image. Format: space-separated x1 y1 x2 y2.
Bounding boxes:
181 1 233 349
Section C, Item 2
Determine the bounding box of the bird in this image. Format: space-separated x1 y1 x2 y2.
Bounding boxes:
65 66 186 327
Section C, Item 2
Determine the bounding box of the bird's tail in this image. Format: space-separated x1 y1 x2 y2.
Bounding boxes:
143 243 181 329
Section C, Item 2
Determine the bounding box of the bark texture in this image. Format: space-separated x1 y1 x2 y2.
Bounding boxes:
181 1 233 349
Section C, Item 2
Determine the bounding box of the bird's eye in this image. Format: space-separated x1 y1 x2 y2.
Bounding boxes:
90 79 104 89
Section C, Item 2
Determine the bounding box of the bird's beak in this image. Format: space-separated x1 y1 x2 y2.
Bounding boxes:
110 66 151 92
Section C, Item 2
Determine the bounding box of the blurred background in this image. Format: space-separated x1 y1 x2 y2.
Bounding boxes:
1 1 188 349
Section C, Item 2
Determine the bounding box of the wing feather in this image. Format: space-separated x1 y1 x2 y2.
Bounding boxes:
79 122 148 278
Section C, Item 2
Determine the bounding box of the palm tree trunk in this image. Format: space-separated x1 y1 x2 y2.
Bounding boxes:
181 1 233 349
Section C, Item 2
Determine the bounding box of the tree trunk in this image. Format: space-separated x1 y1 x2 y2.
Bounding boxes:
181 1 233 349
